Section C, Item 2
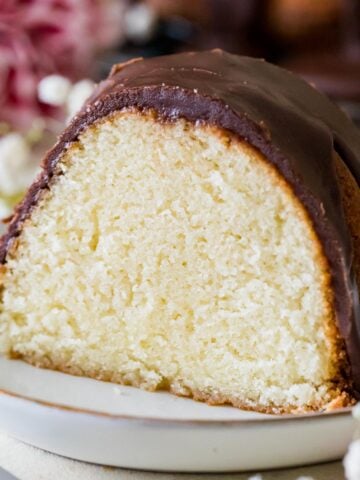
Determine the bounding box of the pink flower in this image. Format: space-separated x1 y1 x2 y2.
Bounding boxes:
0 0 125 130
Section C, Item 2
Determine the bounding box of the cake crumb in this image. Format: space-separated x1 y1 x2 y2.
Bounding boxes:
208 171 224 187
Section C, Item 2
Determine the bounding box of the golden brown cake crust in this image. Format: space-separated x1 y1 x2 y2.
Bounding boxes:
10 350 353 415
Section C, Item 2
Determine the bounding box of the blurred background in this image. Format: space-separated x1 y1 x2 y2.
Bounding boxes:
0 0 359 226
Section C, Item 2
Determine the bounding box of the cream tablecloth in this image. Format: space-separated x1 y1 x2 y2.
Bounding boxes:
0 431 345 480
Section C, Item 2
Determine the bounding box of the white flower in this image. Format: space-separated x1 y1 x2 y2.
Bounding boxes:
38 75 71 106
0 133 31 196
344 439 360 480
66 79 95 119
125 3 157 42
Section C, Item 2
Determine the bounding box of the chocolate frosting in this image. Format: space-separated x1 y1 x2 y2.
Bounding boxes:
1 50 360 396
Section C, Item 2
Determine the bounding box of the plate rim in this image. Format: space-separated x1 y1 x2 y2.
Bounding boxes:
0 386 353 426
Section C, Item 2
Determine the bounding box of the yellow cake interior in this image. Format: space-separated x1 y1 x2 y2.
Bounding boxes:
0 110 345 413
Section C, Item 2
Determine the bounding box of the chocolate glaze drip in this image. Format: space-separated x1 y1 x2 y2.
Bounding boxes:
1 50 359 397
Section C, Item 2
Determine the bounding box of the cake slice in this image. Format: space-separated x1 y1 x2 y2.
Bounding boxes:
0 50 359 414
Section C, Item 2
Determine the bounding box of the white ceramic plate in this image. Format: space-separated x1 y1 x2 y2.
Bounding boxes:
0 356 355 472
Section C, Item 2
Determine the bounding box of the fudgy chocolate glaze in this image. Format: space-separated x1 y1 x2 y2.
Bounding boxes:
1 50 360 397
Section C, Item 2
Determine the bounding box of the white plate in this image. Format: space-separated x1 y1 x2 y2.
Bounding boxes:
0 356 355 472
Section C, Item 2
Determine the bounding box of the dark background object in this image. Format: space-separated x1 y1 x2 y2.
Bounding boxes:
114 0 360 124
